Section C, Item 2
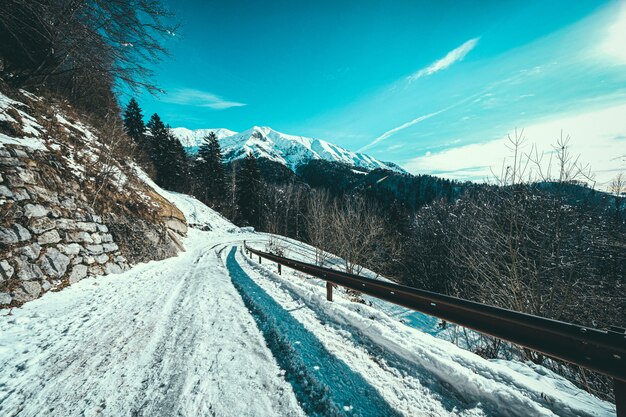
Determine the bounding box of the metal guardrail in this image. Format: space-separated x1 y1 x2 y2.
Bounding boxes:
243 242 626 415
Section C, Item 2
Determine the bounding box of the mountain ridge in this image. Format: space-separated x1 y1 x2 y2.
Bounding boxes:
170 126 406 173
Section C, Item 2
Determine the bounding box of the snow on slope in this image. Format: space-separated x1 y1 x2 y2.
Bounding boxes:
169 127 237 148
172 125 406 173
0 90 46 150
0 171 614 416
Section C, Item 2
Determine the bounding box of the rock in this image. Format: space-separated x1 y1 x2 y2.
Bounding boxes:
76 222 97 232
58 243 81 256
29 217 55 234
73 211 89 221
28 185 58 204
38 248 70 278
97 223 108 233
12 188 30 201
105 263 123 275
24 204 49 218
12 224 31 241
0 172 3 182
56 218 75 230
0 292 11 305
165 218 187 235
88 214 102 223
88 264 104 276
15 168 37 184
4 173 24 186
101 233 114 243
37 229 61 245
49 208 61 218
0 227 18 244
95 254 109 264
14 243 41 260
91 233 102 244
61 198 77 210
65 231 93 244
85 244 104 255
15 257 44 281
71 256 83 265
13 281 41 303
68 265 88 284
84 256 95 265
102 243 118 253
11 149 28 158
0 260 14 280
0 185 12 198
4 226 25 243
41 280 52 292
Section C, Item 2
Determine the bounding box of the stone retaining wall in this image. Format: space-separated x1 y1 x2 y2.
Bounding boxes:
0 145 184 306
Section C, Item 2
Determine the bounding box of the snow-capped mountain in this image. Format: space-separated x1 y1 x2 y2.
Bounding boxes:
169 127 238 148
171 125 406 173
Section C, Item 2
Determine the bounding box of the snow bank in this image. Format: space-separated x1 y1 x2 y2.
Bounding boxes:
238 244 615 417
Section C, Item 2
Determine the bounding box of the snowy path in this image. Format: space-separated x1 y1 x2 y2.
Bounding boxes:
0 232 304 417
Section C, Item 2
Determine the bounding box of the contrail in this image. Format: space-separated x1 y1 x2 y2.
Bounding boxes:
358 109 446 152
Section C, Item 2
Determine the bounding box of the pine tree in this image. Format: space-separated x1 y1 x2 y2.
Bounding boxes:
194 132 226 206
144 113 189 192
146 113 169 186
123 98 145 144
236 152 262 227
164 128 190 192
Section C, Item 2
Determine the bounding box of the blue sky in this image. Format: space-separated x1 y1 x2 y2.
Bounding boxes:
130 0 626 185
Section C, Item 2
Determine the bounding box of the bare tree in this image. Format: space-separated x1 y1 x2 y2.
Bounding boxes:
0 0 177 108
306 189 332 266
327 195 390 275
610 172 625 196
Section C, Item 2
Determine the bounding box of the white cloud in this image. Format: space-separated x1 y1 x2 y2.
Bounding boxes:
163 88 246 110
403 103 626 188
408 37 480 82
358 109 445 152
602 1 626 63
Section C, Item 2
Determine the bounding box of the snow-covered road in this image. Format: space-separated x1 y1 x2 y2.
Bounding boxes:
0 185 615 417
0 232 305 417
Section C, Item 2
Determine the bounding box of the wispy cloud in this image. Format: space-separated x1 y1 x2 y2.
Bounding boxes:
163 88 246 110
408 37 480 82
358 109 445 152
403 102 626 188
602 1 626 63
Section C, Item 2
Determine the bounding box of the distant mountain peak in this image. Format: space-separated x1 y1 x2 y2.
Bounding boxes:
170 126 406 174
169 127 237 148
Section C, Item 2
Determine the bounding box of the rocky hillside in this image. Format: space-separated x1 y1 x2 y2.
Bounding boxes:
0 86 187 307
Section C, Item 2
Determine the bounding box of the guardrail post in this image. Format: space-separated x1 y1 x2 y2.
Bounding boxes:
616 379 625 417
277 264 282 275
258 255 261 264
326 282 333 302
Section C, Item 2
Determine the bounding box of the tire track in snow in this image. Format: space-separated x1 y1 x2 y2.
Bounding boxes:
226 246 403 417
